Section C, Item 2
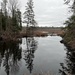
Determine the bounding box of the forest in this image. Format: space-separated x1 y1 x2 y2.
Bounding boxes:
0 0 75 44
0 0 22 40
61 0 75 50
0 0 75 75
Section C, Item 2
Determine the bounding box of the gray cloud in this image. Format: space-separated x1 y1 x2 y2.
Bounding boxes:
0 0 70 26
33 0 71 27
0 0 71 27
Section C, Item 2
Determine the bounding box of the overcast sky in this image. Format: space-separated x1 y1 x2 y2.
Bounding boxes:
0 0 71 27
20 0 72 27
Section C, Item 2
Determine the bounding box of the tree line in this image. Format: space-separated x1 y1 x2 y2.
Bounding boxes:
0 0 22 36
0 0 37 39
64 0 75 41
23 0 37 36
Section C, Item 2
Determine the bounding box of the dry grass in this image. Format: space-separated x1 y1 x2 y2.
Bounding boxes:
20 31 48 37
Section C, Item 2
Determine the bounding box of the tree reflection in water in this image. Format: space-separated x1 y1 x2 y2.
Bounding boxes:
24 37 37 73
0 40 22 75
59 49 75 75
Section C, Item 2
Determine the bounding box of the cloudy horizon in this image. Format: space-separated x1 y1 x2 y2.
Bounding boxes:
0 0 72 27
20 0 72 27
21 0 70 27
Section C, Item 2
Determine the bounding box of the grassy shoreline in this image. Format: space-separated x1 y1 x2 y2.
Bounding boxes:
0 31 48 42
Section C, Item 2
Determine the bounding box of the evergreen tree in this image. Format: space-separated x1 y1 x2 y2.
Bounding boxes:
11 8 17 32
23 0 37 35
16 9 22 31
0 8 6 31
0 9 3 32
8 0 22 33
1 0 8 31
64 0 75 39
0 0 22 39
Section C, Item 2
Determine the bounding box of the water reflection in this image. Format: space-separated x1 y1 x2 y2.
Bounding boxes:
24 37 37 73
59 49 75 75
0 36 68 75
0 40 22 75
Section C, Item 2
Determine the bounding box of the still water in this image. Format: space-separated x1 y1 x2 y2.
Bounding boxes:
0 36 74 75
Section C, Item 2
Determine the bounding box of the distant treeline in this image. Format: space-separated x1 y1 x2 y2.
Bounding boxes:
22 26 64 34
22 26 64 30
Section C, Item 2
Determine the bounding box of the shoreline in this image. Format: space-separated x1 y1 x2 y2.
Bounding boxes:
1 31 75 51
0 32 48 42
60 38 75 51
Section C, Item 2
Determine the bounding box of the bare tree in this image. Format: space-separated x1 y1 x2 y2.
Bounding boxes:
1 0 7 16
8 0 19 17
7 0 22 33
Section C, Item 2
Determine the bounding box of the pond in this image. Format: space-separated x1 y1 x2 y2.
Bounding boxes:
0 36 74 75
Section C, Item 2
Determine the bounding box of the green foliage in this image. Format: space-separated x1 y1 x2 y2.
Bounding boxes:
23 0 37 27
12 16 18 32
0 9 6 31
64 0 75 40
23 0 37 36
64 16 75 28
16 9 22 31
65 15 75 40
0 0 22 37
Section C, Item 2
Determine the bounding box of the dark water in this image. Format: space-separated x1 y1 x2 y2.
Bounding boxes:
0 36 75 75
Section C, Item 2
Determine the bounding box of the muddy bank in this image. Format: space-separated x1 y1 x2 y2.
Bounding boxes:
20 31 48 37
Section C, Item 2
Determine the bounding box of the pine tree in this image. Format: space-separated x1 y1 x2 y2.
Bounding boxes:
0 9 3 32
0 0 22 39
16 9 22 31
64 0 75 39
23 0 37 36
1 0 7 31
